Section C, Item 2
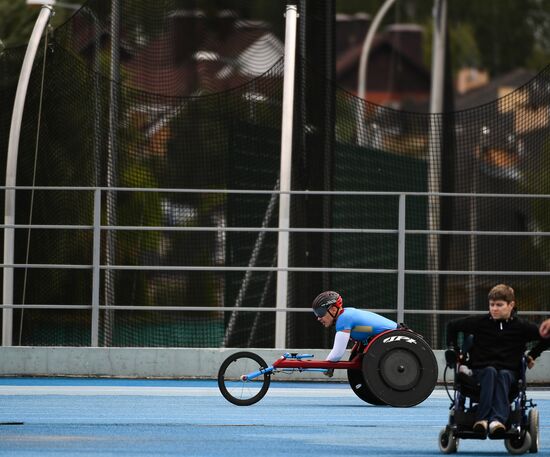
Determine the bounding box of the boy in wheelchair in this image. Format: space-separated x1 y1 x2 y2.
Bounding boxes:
442 284 549 453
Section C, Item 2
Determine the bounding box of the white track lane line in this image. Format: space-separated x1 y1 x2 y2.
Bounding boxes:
0 385 550 399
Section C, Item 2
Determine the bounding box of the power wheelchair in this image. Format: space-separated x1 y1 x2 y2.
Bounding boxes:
438 337 539 454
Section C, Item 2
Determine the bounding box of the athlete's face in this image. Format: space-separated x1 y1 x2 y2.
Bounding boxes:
317 306 336 327
489 299 514 320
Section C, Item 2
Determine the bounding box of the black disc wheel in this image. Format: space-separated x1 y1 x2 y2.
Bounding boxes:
362 330 438 407
217 351 271 406
347 349 386 405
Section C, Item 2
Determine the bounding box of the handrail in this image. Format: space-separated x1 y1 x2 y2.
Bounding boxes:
2 224 550 238
2 186 550 347
0 305 546 316
2 185 550 199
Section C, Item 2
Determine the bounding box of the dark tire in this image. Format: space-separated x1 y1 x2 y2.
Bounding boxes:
528 409 539 453
217 351 271 406
438 428 459 454
347 349 386 405
505 431 532 455
362 330 438 407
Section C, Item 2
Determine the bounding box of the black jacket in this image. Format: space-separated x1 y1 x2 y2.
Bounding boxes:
446 312 550 371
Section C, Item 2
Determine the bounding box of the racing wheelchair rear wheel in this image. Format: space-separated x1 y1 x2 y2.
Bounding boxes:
505 431 532 455
218 351 271 406
362 330 438 407
438 428 459 454
347 348 386 406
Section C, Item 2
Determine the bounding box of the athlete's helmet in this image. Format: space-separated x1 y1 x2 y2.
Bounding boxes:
312 291 342 318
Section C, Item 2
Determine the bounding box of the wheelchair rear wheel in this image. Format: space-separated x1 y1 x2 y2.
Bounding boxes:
438 428 459 454
528 408 539 453
347 349 386 406
362 330 438 407
504 431 532 455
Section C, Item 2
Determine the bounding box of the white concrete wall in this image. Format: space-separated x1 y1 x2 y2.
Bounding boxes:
0 347 549 383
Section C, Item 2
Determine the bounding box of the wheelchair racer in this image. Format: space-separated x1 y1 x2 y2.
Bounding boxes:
311 290 399 376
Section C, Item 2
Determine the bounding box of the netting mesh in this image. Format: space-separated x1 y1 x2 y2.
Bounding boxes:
0 0 549 348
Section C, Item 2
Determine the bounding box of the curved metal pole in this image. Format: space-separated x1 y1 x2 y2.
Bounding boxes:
357 0 397 100
355 0 397 145
3 5 53 346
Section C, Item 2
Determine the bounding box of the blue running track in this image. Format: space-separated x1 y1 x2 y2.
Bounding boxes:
0 378 549 456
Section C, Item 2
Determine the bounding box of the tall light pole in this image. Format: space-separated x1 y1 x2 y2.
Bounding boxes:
103 0 121 346
275 2 299 348
4 3 54 345
355 0 397 146
427 0 447 345
355 0 448 346
27 0 81 10
357 0 397 101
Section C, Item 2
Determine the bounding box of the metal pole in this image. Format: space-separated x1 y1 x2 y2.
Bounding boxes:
355 0 397 146
103 0 121 346
3 5 53 346
275 2 298 349
427 0 447 345
396 194 406 324
89 7 102 189
468 144 479 310
91 188 101 346
357 0 397 101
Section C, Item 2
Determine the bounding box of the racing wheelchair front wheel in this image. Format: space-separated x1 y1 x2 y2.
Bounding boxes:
217 351 271 406
504 431 532 455
438 427 459 454
347 348 386 406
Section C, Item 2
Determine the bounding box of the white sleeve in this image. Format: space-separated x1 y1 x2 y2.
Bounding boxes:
325 331 351 362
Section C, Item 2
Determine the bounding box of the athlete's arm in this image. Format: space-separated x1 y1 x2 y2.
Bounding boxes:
325 330 351 362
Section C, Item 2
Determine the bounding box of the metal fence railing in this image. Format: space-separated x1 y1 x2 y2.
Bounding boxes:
2 186 550 347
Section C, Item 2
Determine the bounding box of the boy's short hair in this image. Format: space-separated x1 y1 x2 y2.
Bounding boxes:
488 284 515 303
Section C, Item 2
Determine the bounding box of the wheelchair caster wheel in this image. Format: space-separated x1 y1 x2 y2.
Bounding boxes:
439 428 459 454
505 431 532 455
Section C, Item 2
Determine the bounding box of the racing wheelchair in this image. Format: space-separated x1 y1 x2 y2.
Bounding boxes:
438 337 539 455
218 328 438 407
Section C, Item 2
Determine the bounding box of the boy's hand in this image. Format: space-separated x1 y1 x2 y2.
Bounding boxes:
540 319 550 338
527 356 535 369
323 368 334 378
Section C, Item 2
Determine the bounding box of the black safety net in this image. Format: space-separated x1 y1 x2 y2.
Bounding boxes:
0 0 549 349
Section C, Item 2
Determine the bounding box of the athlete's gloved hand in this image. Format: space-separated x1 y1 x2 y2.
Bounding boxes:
323 368 334 378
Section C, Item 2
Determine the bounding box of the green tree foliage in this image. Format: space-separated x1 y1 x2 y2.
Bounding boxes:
335 0 550 77
0 0 39 47
0 0 76 48
447 0 541 74
422 19 481 74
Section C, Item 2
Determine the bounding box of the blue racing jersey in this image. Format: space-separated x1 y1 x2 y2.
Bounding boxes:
335 307 397 343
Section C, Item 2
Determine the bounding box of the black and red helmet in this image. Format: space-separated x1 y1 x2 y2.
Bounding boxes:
312 291 342 318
